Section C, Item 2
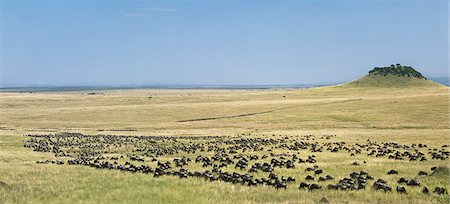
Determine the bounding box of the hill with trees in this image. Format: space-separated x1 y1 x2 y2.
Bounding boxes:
345 64 442 87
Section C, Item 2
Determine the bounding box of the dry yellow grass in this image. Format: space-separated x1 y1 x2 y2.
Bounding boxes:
0 85 449 203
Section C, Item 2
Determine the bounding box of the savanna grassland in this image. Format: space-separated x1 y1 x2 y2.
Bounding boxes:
0 85 449 204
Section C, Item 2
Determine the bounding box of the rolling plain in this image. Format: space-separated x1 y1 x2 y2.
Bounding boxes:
0 82 449 203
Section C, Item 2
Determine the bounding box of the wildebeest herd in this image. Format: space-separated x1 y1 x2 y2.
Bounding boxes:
25 132 449 195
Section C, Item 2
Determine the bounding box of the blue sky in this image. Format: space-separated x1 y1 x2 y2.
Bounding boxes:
0 0 448 86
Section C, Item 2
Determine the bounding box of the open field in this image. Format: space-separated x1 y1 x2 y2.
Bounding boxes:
0 85 449 203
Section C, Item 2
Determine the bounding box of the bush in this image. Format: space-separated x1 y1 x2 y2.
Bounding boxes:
368 64 426 79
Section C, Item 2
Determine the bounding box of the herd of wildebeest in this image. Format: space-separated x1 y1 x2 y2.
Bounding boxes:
24 132 449 196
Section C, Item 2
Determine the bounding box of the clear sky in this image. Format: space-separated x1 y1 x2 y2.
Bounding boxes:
0 0 448 86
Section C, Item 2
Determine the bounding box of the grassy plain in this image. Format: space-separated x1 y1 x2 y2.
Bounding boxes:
0 85 449 203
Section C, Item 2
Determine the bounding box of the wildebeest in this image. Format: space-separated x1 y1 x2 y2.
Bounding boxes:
396 186 406 194
23 132 449 195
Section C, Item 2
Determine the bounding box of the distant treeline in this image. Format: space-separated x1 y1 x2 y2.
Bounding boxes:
368 64 426 79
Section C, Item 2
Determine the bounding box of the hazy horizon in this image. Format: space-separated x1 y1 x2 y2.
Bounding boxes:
1 76 449 90
0 0 448 87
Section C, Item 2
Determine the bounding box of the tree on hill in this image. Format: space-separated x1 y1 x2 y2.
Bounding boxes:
367 64 426 79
